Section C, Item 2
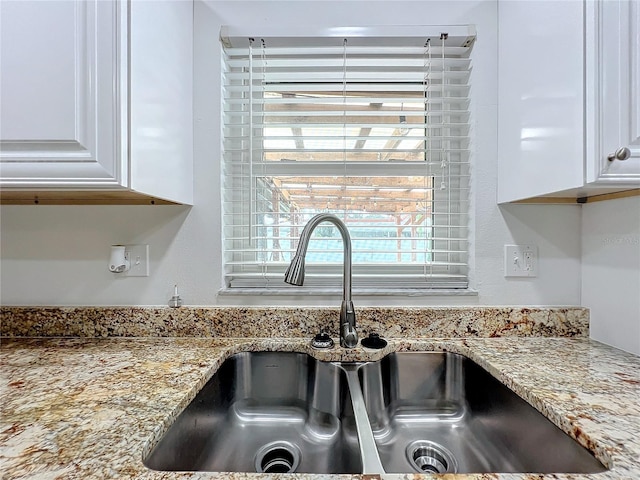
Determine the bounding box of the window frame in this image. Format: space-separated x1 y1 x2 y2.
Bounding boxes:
220 29 475 294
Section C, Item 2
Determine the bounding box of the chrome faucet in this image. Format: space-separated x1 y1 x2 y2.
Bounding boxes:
284 213 358 348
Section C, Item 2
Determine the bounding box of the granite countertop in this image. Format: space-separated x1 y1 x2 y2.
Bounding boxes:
1 335 639 480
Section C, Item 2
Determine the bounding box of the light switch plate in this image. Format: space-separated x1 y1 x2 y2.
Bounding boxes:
504 244 537 277
124 244 149 277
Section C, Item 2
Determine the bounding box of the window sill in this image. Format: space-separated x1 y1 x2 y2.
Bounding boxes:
218 287 478 297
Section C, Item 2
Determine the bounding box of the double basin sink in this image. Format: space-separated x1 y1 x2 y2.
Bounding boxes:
144 351 606 475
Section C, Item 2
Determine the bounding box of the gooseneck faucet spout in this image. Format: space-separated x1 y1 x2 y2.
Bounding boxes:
284 213 358 348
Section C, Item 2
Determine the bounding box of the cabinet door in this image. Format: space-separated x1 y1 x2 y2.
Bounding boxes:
586 0 640 184
0 0 125 188
497 0 585 203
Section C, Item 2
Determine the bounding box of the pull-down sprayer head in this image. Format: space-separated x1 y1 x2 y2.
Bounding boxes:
283 254 305 286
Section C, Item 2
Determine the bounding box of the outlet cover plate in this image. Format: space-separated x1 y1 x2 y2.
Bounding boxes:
504 244 537 277
125 244 149 277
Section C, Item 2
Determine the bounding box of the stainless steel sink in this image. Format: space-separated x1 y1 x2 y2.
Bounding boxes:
144 351 606 475
143 352 361 473
359 352 607 474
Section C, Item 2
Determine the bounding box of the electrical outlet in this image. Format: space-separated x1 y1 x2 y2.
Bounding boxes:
124 244 149 277
504 245 537 277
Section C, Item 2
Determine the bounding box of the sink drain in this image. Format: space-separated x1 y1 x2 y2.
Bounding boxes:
254 441 301 473
406 440 457 474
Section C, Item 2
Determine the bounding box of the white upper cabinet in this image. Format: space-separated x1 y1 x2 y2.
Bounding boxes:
0 0 193 205
497 0 640 203
585 0 640 184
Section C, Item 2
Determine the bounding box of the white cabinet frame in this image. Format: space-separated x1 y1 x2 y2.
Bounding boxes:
0 0 193 205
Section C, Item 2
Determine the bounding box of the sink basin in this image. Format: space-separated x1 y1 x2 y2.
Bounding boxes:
144 352 361 473
145 350 606 475
359 352 607 474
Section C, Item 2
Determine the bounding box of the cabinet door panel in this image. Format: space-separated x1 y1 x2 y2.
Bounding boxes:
0 0 123 187
497 0 584 203
587 0 640 183
1 1 76 141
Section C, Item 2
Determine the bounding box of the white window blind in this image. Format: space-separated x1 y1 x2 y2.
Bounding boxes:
221 28 475 291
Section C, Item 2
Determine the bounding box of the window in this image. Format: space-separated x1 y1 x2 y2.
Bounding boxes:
221 28 474 291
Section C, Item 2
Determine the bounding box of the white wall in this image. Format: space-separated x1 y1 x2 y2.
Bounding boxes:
0 0 583 307
582 196 640 355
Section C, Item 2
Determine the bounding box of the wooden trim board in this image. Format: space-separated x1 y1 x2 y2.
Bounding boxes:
0 190 178 205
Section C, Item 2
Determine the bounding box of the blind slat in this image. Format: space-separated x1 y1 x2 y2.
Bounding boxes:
225 57 471 67
223 46 471 55
225 261 469 267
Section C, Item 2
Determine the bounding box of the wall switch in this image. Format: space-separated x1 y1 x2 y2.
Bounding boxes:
124 244 149 277
504 245 537 277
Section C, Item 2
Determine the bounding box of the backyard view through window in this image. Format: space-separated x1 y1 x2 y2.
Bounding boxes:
222 31 474 289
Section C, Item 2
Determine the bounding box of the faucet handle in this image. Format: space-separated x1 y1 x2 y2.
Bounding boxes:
340 323 358 348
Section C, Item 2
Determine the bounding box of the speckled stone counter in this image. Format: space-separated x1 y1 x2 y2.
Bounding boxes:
0 306 589 338
1 336 639 480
